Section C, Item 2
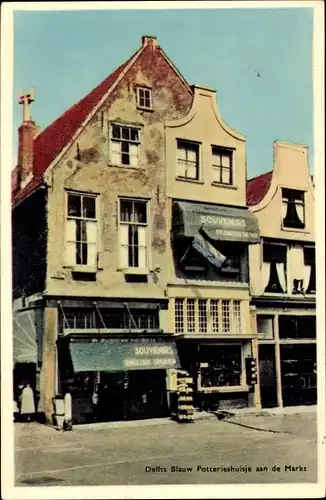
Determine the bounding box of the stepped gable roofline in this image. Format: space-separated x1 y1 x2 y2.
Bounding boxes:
246 171 273 206
12 35 192 208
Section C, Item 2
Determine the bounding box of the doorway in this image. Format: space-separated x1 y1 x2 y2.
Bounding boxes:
258 345 278 408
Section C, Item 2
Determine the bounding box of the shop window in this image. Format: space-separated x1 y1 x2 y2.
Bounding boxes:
59 308 159 332
66 193 98 267
257 316 274 340
136 87 152 110
263 243 287 293
278 315 316 340
110 124 140 167
282 188 305 229
174 298 243 334
304 247 316 294
199 345 242 388
212 146 233 185
280 344 317 406
176 140 199 180
119 199 148 269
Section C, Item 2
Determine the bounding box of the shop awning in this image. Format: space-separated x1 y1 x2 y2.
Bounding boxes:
191 232 226 268
173 201 260 243
13 310 37 364
67 338 181 373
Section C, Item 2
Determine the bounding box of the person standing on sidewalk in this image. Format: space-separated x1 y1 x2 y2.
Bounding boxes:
19 383 35 422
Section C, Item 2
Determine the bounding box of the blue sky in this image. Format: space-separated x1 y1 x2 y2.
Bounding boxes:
13 7 314 178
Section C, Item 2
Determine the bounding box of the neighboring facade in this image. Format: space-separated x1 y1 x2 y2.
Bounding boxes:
12 36 194 424
247 141 316 408
165 85 261 410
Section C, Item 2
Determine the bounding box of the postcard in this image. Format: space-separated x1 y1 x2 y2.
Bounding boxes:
1 1 325 499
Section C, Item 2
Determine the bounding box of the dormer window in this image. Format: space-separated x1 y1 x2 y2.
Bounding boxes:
212 146 233 185
136 87 152 110
282 188 305 229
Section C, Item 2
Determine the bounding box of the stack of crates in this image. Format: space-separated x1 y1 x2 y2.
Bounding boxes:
174 370 195 422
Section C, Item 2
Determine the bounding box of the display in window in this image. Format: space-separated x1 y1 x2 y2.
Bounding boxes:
199 345 242 387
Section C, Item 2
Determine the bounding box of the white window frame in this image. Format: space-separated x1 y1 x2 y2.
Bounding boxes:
65 191 99 269
173 298 243 335
211 146 234 186
136 87 153 110
118 198 149 271
109 123 141 168
176 139 200 181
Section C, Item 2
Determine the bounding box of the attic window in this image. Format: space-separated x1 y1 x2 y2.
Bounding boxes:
136 87 152 110
282 188 305 229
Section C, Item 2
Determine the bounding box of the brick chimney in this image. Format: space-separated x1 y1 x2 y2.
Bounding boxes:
141 35 158 48
17 89 40 189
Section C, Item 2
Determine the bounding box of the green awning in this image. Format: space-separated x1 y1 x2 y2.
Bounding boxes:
173 201 260 243
68 338 180 373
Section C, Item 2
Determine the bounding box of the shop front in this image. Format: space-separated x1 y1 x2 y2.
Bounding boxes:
57 335 180 424
175 337 255 411
256 308 316 408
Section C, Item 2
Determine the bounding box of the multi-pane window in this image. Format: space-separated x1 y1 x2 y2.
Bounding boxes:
66 193 97 267
136 87 152 109
282 188 305 229
59 308 159 332
176 140 199 180
198 300 207 333
187 299 196 333
110 124 140 167
212 146 233 185
210 300 219 333
174 298 242 334
221 300 231 333
119 200 147 269
175 299 184 333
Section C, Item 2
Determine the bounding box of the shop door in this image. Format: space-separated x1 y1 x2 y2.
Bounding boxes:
98 372 126 422
258 345 278 408
126 370 168 420
280 344 317 406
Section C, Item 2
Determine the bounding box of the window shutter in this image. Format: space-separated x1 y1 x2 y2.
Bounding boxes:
119 225 129 268
65 220 76 265
111 141 121 165
137 226 147 268
129 144 139 167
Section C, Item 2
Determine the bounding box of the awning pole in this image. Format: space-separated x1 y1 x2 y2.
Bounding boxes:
93 302 106 328
58 301 69 329
179 245 191 264
124 303 138 329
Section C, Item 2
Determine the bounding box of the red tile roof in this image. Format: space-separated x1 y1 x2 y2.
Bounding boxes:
12 52 138 207
246 171 273 206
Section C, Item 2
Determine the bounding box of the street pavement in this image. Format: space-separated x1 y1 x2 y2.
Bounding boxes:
14 410 318 487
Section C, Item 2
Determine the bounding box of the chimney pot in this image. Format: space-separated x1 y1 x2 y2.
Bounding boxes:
141 35 158 48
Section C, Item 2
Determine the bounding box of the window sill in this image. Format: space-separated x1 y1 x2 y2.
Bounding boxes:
211 182 237 190
108 164 145 171
197 386 250 393
120 268 149 276
136 106 154 113
64 265 97 273
281 226 308 233
176 177 204 185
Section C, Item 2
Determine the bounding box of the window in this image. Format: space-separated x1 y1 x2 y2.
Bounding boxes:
212 146 233 185
304 247 316 294
110 124 140 167
282 188 305 229
176 140 199 180
174 298 242 334
257 316 274 339
279 315 316 340
175 299 184 333
119 200 148 269
263 243 287 293
199 345 242 387
59 308 159 332
136 87 152 110
66 193 97 267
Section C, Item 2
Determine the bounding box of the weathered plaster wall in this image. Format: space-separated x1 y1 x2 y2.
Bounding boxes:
45 46 193 299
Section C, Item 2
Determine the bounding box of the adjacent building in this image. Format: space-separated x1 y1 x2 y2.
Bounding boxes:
247 141 316 408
